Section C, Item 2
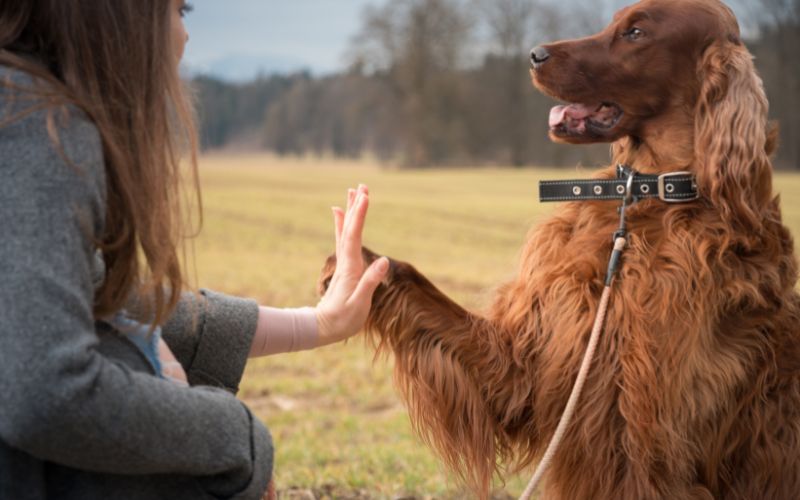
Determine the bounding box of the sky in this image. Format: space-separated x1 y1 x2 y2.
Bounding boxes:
182 0 378 81
182 0 755 82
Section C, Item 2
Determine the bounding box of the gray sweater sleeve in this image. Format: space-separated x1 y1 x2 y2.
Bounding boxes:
0 76 270 499
161 290 259 393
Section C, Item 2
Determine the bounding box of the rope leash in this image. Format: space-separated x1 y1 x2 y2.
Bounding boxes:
519 170 638 500
518 241 623 499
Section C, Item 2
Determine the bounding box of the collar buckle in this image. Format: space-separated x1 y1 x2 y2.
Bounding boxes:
657 171 699 203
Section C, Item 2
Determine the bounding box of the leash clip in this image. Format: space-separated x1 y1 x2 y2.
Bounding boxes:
611 168 635 243
624 170 635 205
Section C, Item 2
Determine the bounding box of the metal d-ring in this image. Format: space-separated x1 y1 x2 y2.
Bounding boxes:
624 170 635 205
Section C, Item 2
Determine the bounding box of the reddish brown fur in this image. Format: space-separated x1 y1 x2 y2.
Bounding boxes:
320 0 800 497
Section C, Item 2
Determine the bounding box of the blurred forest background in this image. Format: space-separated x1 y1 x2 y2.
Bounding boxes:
190 0 799 169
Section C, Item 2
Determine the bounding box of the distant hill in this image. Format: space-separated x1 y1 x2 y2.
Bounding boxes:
184 53 313 83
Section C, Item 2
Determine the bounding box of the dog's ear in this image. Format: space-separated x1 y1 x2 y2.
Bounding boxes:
693 39 774 231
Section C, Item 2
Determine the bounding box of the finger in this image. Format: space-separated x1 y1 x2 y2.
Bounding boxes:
351 256 389 305
351 192 369 242
341 192 369 269
332 207 345 257
340 185 371 273
344 184 367 224
345 185 368 223
346 188 356 214
342 190 363 235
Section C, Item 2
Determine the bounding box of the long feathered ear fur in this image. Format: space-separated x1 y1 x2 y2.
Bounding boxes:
694 39 775 232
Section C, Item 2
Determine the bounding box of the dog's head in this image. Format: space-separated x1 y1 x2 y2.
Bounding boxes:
531 0 777 229
530 0 740 145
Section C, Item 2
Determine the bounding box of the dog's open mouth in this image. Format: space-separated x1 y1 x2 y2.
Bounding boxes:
549 102 623 137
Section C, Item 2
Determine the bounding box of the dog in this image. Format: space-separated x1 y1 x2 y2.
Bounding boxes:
320 0 800 498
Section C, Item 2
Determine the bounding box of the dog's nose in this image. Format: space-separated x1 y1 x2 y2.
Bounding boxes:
530 46 550 69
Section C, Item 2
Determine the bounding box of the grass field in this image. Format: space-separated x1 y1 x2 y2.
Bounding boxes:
191 154 800 499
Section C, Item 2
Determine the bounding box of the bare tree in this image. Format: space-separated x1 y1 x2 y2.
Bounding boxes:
474 0 540 165
349 0 473 166
198 0 799 170
741 0 800 168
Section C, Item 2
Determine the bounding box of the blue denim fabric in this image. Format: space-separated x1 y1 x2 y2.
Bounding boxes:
109 312 164 379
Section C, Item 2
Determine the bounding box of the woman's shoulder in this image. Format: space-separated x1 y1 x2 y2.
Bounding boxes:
0 64 105 201
1 64 101 147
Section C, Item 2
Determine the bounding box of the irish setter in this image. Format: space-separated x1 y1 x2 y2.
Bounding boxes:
321 0 800 498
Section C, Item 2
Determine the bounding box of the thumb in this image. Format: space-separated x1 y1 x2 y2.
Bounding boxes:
352 256 389 304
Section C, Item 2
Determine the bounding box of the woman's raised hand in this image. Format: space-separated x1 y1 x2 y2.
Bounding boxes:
315 184 389 347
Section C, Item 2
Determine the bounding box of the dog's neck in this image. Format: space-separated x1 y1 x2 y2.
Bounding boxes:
612 109 696 175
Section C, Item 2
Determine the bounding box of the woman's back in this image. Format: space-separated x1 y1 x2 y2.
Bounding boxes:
0 65 274 500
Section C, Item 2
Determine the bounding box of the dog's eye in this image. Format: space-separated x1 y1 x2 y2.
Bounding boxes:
624 27 645 41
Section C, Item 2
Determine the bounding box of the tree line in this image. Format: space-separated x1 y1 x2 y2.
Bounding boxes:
191 0 799 169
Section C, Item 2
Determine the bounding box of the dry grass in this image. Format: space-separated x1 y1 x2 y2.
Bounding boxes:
191 154 800 499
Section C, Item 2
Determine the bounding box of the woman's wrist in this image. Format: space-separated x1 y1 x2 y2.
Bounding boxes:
250 306 319 357
314 307 345 348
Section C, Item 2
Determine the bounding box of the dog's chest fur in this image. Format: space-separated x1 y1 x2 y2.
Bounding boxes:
515 197 800 496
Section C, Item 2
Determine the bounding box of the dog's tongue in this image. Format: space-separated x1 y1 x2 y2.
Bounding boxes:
549 103 599 129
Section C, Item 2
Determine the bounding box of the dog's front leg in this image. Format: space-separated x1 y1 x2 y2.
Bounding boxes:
318 248 524 498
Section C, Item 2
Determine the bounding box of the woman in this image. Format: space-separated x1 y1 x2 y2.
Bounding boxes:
0 1 388 499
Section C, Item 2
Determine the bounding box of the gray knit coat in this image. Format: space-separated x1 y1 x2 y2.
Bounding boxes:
0 66 273 500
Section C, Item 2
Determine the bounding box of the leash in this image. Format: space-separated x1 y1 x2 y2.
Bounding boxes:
518 166 698 500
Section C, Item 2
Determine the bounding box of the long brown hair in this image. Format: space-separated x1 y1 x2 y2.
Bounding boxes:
0 0 200 325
